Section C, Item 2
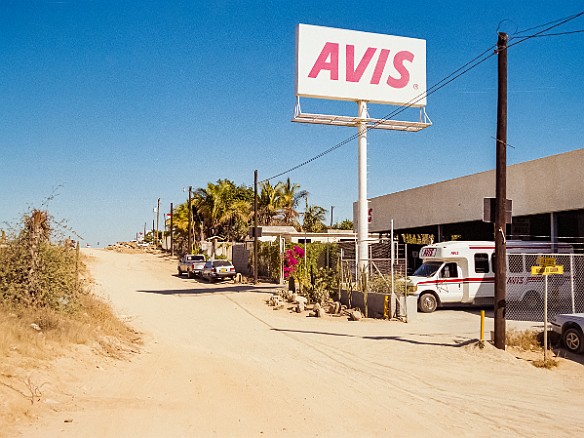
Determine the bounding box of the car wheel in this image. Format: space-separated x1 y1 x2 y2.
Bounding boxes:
418 292 438 313
178 268 183 276
522 291 542 311
187 272 194 279
563 327 584 354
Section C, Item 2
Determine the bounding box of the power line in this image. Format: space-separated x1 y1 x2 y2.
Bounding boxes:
524 29 584 38
263 46 496 182
263 11 584 183
508 11 584 49
513 12 583 35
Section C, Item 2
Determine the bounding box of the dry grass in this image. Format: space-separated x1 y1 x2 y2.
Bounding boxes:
506 328 543 351
505 328 562 369
0 293 141 363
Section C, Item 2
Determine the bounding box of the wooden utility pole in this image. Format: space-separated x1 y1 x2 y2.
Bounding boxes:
155 197 161 248
253 170 258 284
170 202 174 256
494 32 508 350
187 186 193 254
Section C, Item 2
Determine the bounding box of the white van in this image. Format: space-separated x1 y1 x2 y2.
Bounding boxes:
411 240 573 313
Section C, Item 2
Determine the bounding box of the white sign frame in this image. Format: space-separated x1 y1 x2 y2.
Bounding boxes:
296 24 426 107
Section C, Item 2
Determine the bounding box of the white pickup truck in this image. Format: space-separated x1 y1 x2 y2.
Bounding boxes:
551 313 584 354
177 254 206 278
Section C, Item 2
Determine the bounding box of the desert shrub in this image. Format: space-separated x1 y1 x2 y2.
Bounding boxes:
0 209 83 309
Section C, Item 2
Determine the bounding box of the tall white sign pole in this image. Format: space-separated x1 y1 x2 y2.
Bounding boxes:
357 100 369 276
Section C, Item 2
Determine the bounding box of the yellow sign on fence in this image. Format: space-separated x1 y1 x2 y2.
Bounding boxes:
531 265 564 276
536 256 557 267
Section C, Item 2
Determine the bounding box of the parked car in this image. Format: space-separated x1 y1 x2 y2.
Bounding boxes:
177 254 206 278
201 260 236 282
551 313 584 354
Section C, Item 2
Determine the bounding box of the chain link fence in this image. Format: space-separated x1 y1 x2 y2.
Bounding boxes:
506 253 584 322
339 242 412 319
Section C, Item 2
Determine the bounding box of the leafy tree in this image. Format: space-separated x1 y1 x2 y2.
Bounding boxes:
332 219 354 230
193 179 253 241
277 178 307 226
303 205 327 233
257 180 282 226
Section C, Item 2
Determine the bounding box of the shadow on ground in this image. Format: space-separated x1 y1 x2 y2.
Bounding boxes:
137 283 278 296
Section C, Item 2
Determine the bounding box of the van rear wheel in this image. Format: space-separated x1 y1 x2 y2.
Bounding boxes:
418 292 438 313
522 291 542 311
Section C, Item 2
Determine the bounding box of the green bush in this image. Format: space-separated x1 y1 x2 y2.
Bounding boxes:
0 210 84 309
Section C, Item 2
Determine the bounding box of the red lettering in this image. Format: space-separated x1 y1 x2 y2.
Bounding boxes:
346 45 376 83
370 49 390 84
308 44 415 89
308 42 339 80
387 51 414 88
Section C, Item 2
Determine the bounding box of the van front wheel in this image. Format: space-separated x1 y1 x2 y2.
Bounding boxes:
418 292 438 313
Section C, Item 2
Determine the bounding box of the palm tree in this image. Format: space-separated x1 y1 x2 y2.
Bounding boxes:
257 181 282 226
303 205 327 233
193 179 253 242
278 178 307 226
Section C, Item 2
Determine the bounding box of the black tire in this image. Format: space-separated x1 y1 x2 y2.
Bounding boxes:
563 327 584 354
522 291 542 311
418 292 438 313
187 272 194 279
178 268 183 276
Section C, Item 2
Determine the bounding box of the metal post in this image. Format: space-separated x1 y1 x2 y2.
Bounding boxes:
391 219 396 318
570 254 575 313
304 195 308 270
170 203 174 257
357 100 369 276
187 186 193 254
253 170 258 284
494 32 508 350
330 205 335 228
544 274 549 361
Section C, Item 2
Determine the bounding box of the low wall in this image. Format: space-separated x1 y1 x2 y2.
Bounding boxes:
340 289 418 321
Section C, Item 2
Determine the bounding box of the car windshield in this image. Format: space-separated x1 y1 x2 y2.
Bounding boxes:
213 260 232 267
187 255 205 261
413 262 442 277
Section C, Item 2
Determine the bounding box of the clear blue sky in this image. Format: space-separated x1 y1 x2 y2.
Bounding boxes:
1 1 583 246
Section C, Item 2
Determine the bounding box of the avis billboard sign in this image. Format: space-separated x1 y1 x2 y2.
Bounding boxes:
296 24 426 107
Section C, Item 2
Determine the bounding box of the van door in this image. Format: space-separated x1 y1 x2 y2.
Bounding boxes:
437 262 463 303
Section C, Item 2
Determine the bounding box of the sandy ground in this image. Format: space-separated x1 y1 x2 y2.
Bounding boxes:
4 249 584 437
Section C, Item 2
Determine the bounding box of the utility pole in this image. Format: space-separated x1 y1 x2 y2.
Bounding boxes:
304 194 308 269
253 170 258 284
187 186 193 254
155 197 160 248
170 203 174 256
494 32 508 350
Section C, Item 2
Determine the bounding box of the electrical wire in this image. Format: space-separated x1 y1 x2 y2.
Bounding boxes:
263 11 584 183
524 29 584 38
262 46 496 183
508 11 584 49
513 12 583 35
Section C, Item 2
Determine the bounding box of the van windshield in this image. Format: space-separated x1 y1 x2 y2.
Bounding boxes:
413 262 442 277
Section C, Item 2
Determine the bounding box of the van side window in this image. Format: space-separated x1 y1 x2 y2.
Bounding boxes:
441 263 458 278
474 253 490 273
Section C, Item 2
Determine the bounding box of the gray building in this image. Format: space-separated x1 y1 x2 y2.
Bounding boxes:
356 148 584 249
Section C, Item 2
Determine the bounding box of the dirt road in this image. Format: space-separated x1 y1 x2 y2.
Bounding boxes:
10 249 584 437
